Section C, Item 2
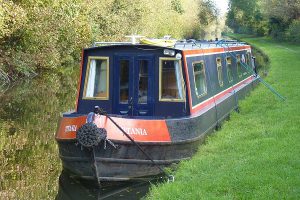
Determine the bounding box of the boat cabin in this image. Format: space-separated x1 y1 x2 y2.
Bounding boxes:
76 40 253 119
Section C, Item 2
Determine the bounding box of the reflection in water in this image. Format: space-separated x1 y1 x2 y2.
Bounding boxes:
0 69 159 199
0 70 78 199
56 171 153 200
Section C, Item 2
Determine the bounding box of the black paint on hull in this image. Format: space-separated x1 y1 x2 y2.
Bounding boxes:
57 80 257 181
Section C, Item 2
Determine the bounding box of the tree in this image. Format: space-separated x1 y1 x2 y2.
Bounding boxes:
261 0 300 39
226 0 267 35
198 0 221 39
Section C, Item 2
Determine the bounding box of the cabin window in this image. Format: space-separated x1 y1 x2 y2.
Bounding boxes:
216 57 223 87
226 57 233 83
236 55 242 78
84 57 109 99
193 61 207 98
240 54 249 76
242 54 249 75
246 52 254 71
119 60 130 104
246 52 251 66
138 60 148 104
159 58 185 101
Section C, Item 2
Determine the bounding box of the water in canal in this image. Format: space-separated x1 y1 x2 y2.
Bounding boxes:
0 69 155 199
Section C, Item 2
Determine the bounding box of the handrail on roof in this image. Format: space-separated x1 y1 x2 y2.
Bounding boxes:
215 39 247 46
93 42 132 47
173 39 247 49
92 38 247 48
93 35 146 47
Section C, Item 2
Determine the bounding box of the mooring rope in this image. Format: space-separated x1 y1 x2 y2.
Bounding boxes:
216 40 286 101
190 40 238 127
99 109 174 183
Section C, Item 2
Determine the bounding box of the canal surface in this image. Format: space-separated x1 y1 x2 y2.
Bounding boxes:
0 70 153 199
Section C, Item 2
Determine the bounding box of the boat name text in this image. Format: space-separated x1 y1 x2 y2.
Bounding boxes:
65 125 77 133
64 125 148 136
123 127 148 136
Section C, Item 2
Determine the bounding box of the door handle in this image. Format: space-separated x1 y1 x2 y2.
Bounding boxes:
129 97 133 104
128 97 133 109
128 97 134 116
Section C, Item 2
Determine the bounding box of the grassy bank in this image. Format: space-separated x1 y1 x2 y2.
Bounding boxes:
147 36 300 199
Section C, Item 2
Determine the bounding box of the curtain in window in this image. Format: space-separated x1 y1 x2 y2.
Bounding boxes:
95 60 107 94
99 61 107 93
86 59 96 97
175 61 183 99
200 72 206 94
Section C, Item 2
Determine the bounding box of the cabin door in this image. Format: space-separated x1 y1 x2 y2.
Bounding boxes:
114 55 154 116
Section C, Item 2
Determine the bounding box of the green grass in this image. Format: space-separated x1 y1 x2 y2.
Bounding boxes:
146 36 300 199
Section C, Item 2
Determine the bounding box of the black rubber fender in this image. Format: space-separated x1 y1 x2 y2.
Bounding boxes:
76 123 107 148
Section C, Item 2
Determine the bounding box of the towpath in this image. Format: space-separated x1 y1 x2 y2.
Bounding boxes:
146 36 300 199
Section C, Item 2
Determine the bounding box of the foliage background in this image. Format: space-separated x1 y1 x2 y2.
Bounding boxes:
0 0 220 77
226 0 300 42
0 1 221 198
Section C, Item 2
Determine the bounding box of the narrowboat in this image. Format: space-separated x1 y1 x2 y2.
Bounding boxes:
55 37 259 182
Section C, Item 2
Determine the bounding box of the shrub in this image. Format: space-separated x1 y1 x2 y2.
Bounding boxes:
0 0 216 77
285 20 300 43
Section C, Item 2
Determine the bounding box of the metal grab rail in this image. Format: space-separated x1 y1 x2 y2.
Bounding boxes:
93 42 132 47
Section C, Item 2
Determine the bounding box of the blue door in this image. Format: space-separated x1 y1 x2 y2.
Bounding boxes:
114 55 154 116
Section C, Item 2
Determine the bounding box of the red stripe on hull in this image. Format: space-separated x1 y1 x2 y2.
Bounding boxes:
183 46 251 56
56 116 171 142
191 75 255 115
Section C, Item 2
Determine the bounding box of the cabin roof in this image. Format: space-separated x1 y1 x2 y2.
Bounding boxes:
173 40 248 50
83 44 177 52
88 39 249 51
